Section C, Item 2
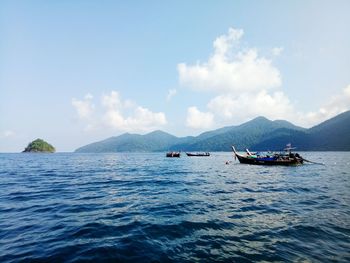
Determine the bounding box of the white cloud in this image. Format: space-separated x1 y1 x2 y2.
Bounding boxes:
205 85 350 128
1 130 15 138
73 91 167 133
103 105 167 132
72 93 95 119
166 89 177 101
177 27 350 129
84 93 93 100
213 27 243 56
272 47 284 56
186 106 214 129
101 91 122 110
178 27 281 93
207 91 294 124
178 27 288 128
297 85 350 127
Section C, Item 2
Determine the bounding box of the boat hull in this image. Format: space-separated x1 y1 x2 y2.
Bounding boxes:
232 145 303 166
166 152 180 157
236 154 303 166
186 152 210 157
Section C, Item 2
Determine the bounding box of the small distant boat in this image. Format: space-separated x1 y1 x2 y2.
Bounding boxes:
186 152 210 157
231 144 303 166
166 152 181 157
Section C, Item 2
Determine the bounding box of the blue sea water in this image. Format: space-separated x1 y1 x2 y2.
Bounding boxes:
0 152 349 262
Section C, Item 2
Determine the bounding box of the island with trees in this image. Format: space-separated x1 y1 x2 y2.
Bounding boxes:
23 138 56 153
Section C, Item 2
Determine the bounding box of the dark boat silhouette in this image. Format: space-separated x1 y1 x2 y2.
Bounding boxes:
231 145 303 166
186 152 210 157
166 152 180 157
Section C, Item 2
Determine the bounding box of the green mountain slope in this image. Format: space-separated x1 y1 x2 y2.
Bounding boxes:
75 130 179 152
307 110 350 150
252 110 350 151
171 117 305 151
75 111 350 152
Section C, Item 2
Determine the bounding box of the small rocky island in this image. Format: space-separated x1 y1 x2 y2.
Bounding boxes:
23 138 56 153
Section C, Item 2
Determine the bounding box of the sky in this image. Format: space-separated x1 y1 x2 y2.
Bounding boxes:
1 0 350 152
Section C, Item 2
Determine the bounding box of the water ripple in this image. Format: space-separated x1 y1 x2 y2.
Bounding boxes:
0 152 349 262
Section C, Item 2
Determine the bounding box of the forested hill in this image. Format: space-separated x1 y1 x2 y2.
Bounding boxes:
23 139 56 153
75 110 350 152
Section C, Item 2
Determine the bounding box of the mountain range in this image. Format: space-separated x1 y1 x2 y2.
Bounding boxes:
75 110 350 152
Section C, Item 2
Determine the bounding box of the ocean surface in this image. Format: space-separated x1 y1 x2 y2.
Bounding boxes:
0 152 349 262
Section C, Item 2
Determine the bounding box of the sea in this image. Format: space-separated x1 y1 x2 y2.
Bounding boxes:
0 152 349 262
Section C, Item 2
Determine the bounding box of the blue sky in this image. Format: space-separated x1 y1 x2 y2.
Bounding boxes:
1 0 350 152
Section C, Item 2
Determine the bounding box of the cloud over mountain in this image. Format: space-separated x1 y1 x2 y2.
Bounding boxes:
178 27 350 129
186 106 214 129
72 91 167 133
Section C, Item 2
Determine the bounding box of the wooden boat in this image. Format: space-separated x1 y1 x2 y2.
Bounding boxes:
166 152 180 157
231 145 303 166
186 152 210 157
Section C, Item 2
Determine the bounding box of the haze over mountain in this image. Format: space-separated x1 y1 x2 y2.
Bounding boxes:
75 111 350 152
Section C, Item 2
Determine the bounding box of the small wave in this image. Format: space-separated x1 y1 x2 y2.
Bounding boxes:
0 152 349 262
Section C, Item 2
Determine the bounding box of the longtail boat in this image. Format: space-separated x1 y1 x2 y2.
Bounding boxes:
186 152 210 157
231 145 303 166
166 152 180 157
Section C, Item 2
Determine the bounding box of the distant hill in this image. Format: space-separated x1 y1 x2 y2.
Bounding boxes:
308 110 350 150
170 117 305 151
254 110 350 151
23 138 55 153
75 110 350 152
75 130 179 153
